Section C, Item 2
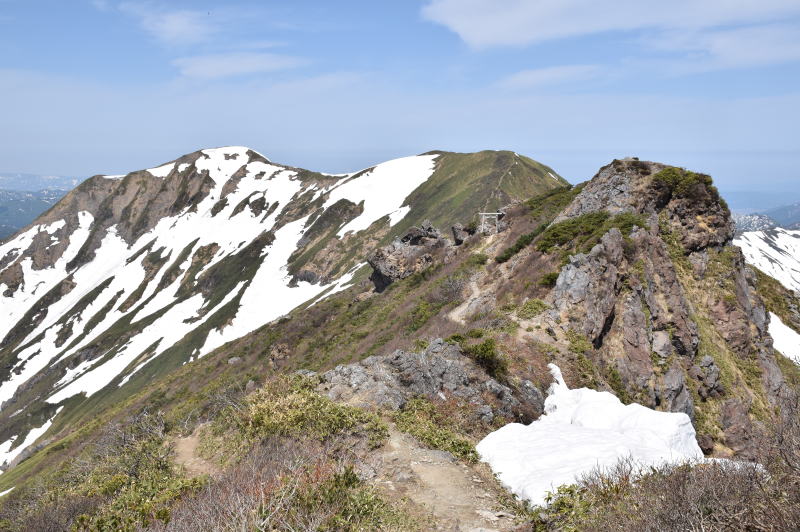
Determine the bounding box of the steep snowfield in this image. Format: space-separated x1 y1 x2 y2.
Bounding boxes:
770 312 800 364
735 229 800 293
477 364 704 505
0 147 440 463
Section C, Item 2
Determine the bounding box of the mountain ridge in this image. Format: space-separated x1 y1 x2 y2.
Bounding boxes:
0 146 567 473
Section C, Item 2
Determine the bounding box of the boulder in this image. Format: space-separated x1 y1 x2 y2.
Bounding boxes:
318 338 544 424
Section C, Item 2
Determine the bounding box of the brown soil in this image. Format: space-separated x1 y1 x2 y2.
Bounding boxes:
372 427 517 531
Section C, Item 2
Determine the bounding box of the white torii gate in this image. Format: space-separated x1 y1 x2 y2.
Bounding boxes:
478 212 502 234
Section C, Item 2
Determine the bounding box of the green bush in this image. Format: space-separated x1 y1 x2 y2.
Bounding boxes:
539 272 560 287
406 300 444 332
465 253 488 267
243 375 388 447
466 328 485 338
394 398 478 462
653 167 728 212
566 330 593 355
495 223 548 263
463 338 508 379
536 211 647 254
517 299 550 319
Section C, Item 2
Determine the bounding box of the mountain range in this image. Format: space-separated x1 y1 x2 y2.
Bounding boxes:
0 189 68 241
0 149 798 530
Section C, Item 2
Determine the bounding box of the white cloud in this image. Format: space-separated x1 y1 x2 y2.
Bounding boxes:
119 3 218 46
497 65 600 90
422 0 800 48
172 52 306 79
651 24 800 72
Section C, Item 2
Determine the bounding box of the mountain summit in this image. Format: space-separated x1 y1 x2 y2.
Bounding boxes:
0 147 565 467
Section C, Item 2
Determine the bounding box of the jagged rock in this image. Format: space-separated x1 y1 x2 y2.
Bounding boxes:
268 343 290 369
451 223 469 245
652 331 672 359
688 356 724 400
720 399 760 460
227 357 241 365
552 228 624 344
660 365 695 419
367 221 449 292
318 338 544 423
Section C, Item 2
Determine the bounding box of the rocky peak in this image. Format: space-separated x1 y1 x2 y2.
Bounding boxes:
367 220 451 292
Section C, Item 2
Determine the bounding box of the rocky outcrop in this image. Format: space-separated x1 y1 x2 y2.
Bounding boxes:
367 221 450 292
317 338 544 424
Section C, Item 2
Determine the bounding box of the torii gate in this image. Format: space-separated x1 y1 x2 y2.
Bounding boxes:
478 212 502 234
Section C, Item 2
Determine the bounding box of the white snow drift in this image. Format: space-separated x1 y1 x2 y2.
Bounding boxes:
477 364 705 505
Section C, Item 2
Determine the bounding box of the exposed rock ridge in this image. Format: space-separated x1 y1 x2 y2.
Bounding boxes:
539 158 784 457
317 338 544 424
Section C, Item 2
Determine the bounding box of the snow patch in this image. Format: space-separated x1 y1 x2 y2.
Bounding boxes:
769 312 800 364
323 154 438 237
477 364 705 505
147 162 175 178
735 229 800 293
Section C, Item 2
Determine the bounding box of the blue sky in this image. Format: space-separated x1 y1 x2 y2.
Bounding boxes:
1 0 799 210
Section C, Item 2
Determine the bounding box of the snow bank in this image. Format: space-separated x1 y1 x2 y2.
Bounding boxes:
770 312 800 364
477 364 704 505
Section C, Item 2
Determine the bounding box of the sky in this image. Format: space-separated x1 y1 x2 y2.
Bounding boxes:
1 0 799 210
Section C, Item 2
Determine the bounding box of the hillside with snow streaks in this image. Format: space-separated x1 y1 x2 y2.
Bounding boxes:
0 147 568 471
0 147 443 464
735 228 800 293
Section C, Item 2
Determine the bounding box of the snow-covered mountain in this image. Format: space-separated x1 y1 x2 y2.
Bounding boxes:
732 212 778 234
735 228 800 294
0 146 566 468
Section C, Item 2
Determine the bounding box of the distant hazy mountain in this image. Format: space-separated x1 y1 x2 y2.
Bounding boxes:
0 189 68 240
0 172 78 192
763 201 800 229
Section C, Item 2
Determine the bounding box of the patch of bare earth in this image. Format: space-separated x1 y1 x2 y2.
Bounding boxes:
373 427 517 531
172 426 218 477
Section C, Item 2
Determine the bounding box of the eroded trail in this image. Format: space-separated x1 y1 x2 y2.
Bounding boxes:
172 426 218 477
373 428 515 531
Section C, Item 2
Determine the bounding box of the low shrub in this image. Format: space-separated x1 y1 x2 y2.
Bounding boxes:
516 299 550 319
539 272 560 287
242 375 388 448
653 167 728 212
537 212 647 254
463 338 508 379
495 223 548 263
465 253 488 267
394 398 478 462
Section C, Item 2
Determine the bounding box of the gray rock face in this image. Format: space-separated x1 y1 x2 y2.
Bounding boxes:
318 338 544 424
660 365 695 419
552 228 624 343
688 356 724 400
367 220 449 292
451 223 469 245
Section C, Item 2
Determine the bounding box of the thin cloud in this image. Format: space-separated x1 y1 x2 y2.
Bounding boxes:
422 0 800 49
498 65 600 90
172 52 306 80
650 24 800 73
119 2 219 46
